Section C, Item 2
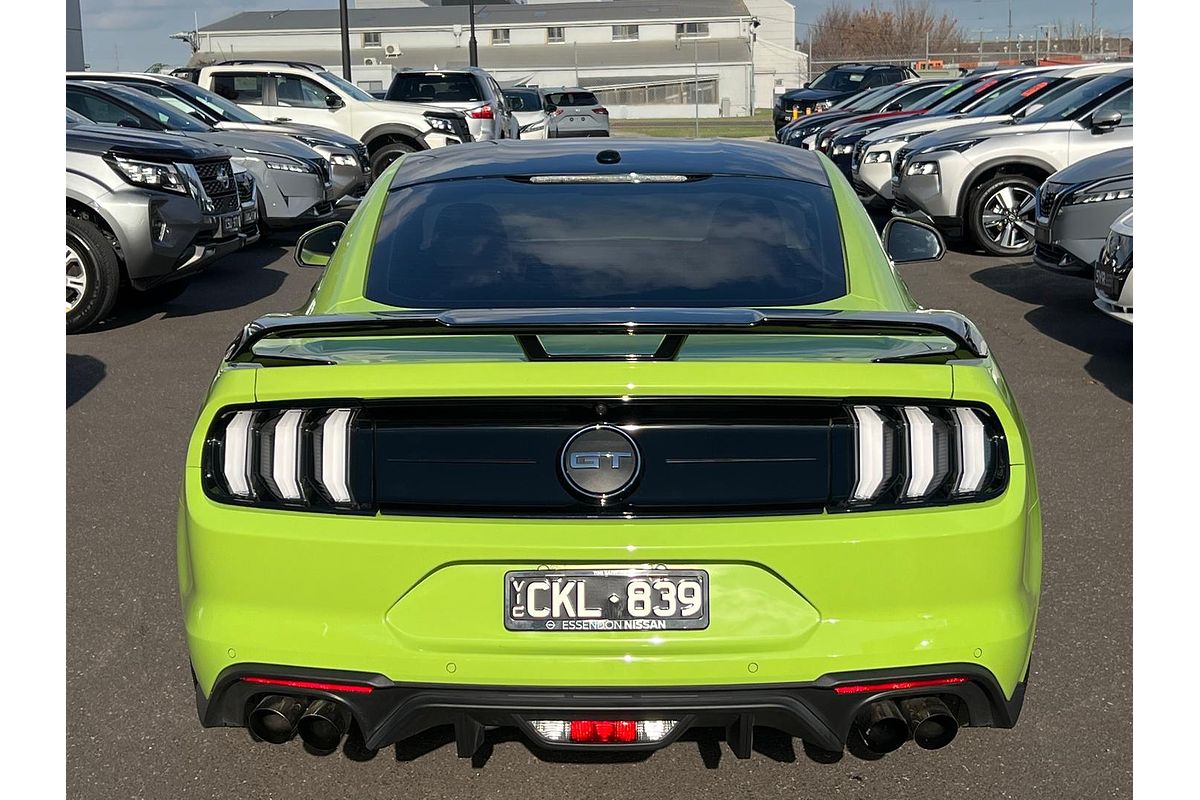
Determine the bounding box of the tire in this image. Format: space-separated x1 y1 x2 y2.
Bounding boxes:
66 215 121 334
369 141 416 175
968 174 1040 257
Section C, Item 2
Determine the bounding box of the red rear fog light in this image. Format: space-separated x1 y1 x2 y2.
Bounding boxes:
569 719 638 743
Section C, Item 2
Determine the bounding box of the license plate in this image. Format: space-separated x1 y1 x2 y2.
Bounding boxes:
218 212 240 237
505 569 708 631
242 208 258 225
1095 268 1116 296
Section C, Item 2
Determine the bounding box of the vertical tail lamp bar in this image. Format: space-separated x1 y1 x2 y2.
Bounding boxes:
951 407 988 493
850 405 890 501
316 408 356 505
901 407 933 498
271 409 305 502
222 410 256 498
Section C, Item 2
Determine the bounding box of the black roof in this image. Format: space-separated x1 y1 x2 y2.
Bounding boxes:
388 138 830 189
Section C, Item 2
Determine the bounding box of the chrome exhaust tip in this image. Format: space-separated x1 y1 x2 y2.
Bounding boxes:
853 699 908 754
897 696 959 750
248 695 307 744
298 699 351 752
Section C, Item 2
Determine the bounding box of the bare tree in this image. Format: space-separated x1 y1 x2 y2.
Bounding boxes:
810 1 963 62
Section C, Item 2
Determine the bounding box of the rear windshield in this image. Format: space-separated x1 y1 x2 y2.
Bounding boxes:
365 176 847 308
387 73 483 103
545 91 599 107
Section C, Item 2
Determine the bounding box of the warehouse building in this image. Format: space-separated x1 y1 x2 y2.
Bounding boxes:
193 0 805 118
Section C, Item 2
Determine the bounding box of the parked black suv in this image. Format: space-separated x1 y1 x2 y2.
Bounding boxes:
774 63 920 133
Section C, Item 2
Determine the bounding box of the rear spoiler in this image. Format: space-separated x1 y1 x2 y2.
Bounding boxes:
224 308 989 365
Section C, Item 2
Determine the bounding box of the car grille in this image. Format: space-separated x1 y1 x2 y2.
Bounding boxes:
211 194 239 214
194 158 239 213
1036 181 1067 218
1034 241 1068 266
852 139 869 170
301 156 331 186
892 196 917 216
235 173 255 204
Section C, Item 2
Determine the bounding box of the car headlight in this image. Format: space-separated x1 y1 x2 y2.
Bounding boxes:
424 114 456 134
813 100 833 112
864 151 892 164
241 149 318 174
105 156 188 194
329 153 359 167
876 131 932 146
818 136 833 150
1067 187 1132 205
906 161 939 176
832 143 854 156
920 138 986 155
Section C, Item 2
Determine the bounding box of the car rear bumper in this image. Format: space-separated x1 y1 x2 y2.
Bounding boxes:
196 661 1028 754
550 129 611 138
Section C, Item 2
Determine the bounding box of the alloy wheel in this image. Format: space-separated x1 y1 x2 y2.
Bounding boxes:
66 244 88 314
979 185 1036 251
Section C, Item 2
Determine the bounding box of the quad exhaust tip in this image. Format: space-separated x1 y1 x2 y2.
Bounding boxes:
298 699 351 752
897 696 959 750
248 695 307 744
853 699 908 754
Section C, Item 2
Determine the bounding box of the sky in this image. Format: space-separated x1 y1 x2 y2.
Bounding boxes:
78 0 1134 72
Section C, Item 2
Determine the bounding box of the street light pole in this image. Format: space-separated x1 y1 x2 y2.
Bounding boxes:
468 0 479 67
338 0 351 81
694 38 700 138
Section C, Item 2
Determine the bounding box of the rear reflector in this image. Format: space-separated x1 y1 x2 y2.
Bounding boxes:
833 676 968 695
530 719 677 744
241 676 375 694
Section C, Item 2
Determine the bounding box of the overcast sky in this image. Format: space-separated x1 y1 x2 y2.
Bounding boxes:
79 0 1134 72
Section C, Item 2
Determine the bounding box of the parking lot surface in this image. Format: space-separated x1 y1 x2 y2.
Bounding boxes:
67 235 1131 799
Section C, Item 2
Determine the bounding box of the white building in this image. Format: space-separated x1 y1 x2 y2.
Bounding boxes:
194 0 805 119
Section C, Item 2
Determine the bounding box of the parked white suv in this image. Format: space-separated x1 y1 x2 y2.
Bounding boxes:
185 60 472 174
384 68 519 141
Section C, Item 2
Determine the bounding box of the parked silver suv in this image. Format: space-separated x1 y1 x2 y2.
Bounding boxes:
66 121 248 332
542 88 610 138
892 68 1132 256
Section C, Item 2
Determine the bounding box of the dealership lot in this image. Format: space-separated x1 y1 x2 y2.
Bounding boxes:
66 235 1130 799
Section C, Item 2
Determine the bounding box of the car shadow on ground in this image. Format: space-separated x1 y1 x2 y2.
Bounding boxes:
970 261 1132 403
83 243 293 334
66 354 106 408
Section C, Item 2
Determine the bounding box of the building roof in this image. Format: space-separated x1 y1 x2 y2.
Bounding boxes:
200 1 753 33
386 137 830 189
192 38 752 71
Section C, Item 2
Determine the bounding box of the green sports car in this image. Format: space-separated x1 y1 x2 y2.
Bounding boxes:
179 139 1040 759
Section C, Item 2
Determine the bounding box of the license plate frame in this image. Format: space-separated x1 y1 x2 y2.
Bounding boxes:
218 212 241 237
504 568 709 632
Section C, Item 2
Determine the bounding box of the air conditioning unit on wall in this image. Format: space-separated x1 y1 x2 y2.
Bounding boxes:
385 45 400 57
363 57 378 65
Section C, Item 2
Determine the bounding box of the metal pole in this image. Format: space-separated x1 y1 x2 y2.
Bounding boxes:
807 26 813 83
925 31 930 65
694 38 700 138
338 0 351 81
468 0 479 67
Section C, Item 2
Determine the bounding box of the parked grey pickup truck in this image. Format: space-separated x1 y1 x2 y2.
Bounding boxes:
66 117 249 332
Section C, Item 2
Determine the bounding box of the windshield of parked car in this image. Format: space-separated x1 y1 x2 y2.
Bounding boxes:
72 83 212 132
967 75 1061 115
504 89 544 112
848 82 913 110
317 71 377 102
170 80 264 123
365 176 847 308
918 74 1005 114
809 68 868 92
1020 73 1130 124
387 73 483 103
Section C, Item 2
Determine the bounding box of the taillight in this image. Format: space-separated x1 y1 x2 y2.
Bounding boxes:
468 104 494 119
203 406 372 512
592 107 608 115
833 676 969 695
530 719 677 744
846 403 1005 508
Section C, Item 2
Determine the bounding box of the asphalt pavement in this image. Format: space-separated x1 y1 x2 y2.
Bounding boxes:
66 232 1132 799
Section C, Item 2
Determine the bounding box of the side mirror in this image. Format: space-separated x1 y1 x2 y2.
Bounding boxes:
543 103 558 114
1089 108 1122 133
802 81 811 88
295 221 346 268
881 218 946 264
325 93 345 109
